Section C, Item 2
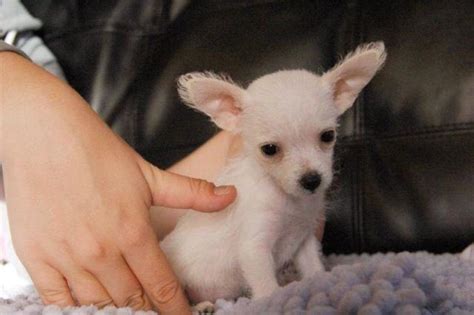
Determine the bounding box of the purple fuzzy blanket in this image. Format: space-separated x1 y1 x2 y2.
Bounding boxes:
1 251 473 314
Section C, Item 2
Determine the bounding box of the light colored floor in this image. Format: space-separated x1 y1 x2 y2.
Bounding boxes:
0 201 33 299
0 261 32 299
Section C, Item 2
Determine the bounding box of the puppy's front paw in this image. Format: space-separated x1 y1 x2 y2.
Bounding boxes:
251 282 279 300
313 258 325 272
192 301 215 314
309 258 325 275
299 257 325 280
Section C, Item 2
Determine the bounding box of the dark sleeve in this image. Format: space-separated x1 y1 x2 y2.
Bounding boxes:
0 40 30 60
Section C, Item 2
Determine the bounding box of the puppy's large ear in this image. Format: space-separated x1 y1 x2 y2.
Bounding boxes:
323 42 386 115
178 72 248 132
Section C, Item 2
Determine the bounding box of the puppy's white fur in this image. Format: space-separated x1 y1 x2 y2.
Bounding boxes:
161 42 386 303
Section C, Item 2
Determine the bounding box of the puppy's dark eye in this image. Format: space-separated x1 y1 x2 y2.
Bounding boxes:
320 130 336 143
261 144 279 156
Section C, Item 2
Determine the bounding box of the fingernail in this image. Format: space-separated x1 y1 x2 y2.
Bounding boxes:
214 185 232 195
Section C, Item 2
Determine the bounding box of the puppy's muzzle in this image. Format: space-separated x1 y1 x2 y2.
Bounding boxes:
299 172 322 193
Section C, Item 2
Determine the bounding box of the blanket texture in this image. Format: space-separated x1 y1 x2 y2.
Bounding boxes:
1 252 473 314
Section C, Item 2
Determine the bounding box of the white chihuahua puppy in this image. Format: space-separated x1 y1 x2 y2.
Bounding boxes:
161 42 386 308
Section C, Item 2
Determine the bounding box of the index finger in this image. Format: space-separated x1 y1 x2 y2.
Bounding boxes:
121 226 191 315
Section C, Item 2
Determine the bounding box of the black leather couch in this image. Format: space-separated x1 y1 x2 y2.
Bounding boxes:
23 0 474 255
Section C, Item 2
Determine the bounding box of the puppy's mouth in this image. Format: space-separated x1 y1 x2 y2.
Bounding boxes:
285 185 324 199
299 187 324 197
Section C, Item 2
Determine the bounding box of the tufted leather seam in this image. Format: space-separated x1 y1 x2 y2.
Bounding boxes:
133 9 171 149
339 0 361 253
190 0 294 12
339 125 474 144
42 26 168 42
356 0 370 254
370 130 474 143
338 0 357 253
349 0 366 254
340 122 474 140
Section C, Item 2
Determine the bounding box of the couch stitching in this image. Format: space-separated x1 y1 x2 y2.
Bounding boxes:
339 126 474 144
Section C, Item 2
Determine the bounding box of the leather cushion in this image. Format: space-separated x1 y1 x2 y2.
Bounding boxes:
23 0 474 254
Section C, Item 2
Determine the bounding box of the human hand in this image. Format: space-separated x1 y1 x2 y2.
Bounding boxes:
1 52 236 314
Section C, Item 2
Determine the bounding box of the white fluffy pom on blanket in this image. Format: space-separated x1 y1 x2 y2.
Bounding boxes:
1 251 473 314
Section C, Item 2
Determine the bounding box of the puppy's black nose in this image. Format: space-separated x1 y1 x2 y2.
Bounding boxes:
299 172 322 193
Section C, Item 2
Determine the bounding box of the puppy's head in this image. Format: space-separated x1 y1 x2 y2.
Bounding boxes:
178 42 386 197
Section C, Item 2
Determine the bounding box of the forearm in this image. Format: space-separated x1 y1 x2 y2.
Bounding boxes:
0 52 130 209
1 52 123 164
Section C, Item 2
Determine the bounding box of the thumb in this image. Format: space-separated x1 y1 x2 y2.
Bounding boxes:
142 162 237 212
